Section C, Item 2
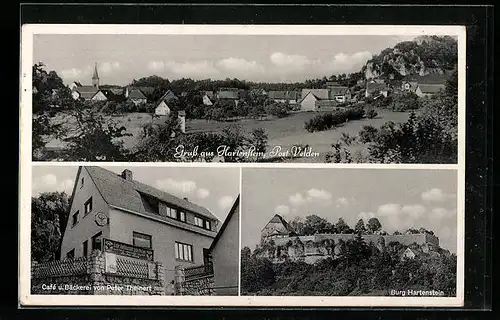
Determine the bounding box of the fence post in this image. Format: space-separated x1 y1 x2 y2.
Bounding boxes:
174 265 185 296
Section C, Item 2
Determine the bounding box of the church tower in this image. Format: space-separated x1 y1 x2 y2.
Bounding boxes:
92 62 99 89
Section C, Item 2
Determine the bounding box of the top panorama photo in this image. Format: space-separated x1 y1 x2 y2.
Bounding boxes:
30 33 459 163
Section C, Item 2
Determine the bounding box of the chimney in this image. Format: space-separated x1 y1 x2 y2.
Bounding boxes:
120 169 133 181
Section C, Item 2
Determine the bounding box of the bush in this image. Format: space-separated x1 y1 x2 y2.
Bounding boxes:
304 107 365 133
365 108 378 119
266 103 289 118
390 92 421 111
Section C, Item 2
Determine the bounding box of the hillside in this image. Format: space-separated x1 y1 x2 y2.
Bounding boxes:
362 35 458 80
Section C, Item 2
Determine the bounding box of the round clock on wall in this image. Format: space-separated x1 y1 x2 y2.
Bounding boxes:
94 212 108 226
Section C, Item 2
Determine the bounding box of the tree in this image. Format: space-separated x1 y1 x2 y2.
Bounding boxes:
302 215 332 235
354 219 367 234
62 109 132 161
367 217 382 234
288 217 305 235
241 256 275 293
31 192 70 262
335 218 351 234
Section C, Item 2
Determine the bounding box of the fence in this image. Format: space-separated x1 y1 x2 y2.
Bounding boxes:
31 250 165 295
184 262 214 280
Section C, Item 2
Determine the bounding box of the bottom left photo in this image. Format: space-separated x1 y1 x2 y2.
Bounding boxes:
29 165 240 296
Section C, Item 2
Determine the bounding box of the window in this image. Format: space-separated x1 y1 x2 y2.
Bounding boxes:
194 216 204 228
72 211 79 227
84 197 93 215
66 249 75 259
204 220 211 230
133 232 152 249
175 242 193 262
91 231 102 251
80 177 84 188
179 211 186 222
83 240 88 257
165 206 177 219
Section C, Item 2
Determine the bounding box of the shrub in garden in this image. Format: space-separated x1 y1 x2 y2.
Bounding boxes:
365 108 378 119
304 107 365 133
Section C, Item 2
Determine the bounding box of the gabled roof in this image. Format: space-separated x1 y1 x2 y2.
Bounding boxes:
209 195 240 251
128 88 147 99
366 82 388 93
217 90 239 100
403 81 419 91
71 81 82 87
84 166 219 222
158 90 178 103
329 86 349 96
417 84 445 94
268 91 300 100
74 86 99 99
301 89 330 100
262 214 295 233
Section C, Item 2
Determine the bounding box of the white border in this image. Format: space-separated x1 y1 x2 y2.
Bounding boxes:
20 24 466 308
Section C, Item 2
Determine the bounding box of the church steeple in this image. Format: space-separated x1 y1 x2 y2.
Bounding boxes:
92 62 99 89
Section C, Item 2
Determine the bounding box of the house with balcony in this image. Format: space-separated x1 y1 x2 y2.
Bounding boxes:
60 166 220 295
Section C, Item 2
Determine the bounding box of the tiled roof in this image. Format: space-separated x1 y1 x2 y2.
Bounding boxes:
218 90 239 100
128 89 147 99
268 91 300 100
366 82 388 93
418 84 445 94
329 86 349 96
267 214 295 233
85 166 219 222
74 86 99 99
158 90 178 103
301 89 330 100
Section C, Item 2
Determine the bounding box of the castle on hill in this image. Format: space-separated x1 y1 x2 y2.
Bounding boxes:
258 214 441 264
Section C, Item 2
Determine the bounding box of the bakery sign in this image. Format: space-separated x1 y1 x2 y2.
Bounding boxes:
103 238 154 262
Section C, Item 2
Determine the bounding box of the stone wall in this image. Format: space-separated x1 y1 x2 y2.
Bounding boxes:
31 250 165 295
261 233 440 264
174 265 215 296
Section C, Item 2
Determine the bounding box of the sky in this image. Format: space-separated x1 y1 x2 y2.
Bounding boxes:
241 168 458 253
33 34 417 85
31 165 240 223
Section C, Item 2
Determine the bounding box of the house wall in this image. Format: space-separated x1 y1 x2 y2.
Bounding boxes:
211 202 239 296
300 93 318 111
108 208 215 294
261 221 290 240
155 102 170 116
92 91 108 101
71 91 80 100
202 95 213 106
132 98 147 106
60 168 111 259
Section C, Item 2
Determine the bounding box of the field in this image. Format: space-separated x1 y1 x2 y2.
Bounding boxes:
45 109 411 162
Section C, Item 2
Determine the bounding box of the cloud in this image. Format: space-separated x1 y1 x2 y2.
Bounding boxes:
429 207 456 225
165 60 220 77
401 204 426 219
270 52 320 72
33 174 74 195
147 60 165 71
289 188 332 206
421 188 455 203
99 61 121 74
357 211 376 221
60 68 85 79
217 57 264 73
218 196 234 210
336 197 350 208
275 204 290 215
326 51 372 74
196 188 210 199
156 178 197 195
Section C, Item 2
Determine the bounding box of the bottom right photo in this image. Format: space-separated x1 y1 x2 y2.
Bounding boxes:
240 168 459 297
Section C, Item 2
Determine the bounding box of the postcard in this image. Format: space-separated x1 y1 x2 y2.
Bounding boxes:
19 24 465 307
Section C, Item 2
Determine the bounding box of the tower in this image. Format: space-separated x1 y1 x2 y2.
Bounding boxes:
92 62 99 89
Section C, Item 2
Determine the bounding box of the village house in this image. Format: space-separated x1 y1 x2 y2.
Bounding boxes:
69 63 107 101
68 81 82 91
299 89 330 111
267 91 300 104
127 88 148 106
209 195 240 296
202 91 215 106
60 166 221 295
365 82 389 98
415 83 446 98
155 90 178 117
329 86 352 103
401 81 419 93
